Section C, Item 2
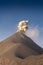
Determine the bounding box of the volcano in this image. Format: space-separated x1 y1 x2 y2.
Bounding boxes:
0 31 43 59
0 20 43 65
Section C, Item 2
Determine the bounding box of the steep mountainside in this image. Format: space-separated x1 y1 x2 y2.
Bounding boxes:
0 31 43 65
0 32 43 58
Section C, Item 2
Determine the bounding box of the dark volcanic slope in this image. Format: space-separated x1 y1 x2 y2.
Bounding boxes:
0 31 43 59
0 31 43 65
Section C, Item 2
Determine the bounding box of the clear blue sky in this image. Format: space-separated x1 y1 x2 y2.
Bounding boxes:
0 0 43 47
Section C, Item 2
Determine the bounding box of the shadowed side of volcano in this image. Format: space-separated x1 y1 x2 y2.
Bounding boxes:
11 32 43 59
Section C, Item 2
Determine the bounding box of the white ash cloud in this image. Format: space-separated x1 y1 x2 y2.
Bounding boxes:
17 20 28 32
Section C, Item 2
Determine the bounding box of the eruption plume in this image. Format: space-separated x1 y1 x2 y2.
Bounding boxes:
17 20 28 32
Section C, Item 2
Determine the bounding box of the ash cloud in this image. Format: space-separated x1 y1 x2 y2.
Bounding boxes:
17 20 28 32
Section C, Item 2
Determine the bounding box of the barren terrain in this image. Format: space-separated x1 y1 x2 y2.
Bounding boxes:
0 32 43 65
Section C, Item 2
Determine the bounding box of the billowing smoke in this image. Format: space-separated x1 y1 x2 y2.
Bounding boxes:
17 20 28 32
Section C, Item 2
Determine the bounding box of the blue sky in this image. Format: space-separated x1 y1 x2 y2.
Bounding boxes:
0 0 43 47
